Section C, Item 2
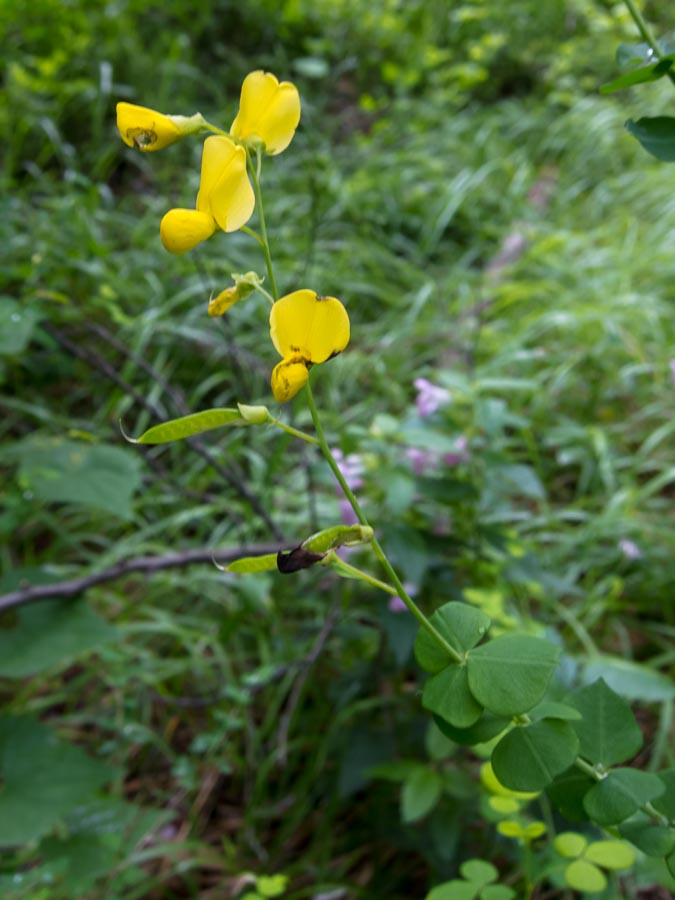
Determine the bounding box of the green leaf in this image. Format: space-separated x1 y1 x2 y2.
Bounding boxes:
491 719 579 791
626 117 675 162
256 874 288 897
582 657 675 701
415 602 491 673
433 712 509 747
466 635 560 716
0 599 116 678
584 768 665 826
554 831 588 858
652 769 675 819
423 665 483 728
566 679 643 767
616 40 675 68
460 858 497 886
564 859 606 893
546 767 594 822
7 438 143 519
601 55 675 93
427 881 476 900
0 717 113 845
529 701 582 721
125 408 245 443
401 767 443 823
620 821 675 857
0 297 40 355
481 887 515 900
222 554 279 574
302 524 373 552
585 840 635 870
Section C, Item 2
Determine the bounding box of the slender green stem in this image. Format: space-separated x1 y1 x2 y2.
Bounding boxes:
623 0 675 85
241 225 265 248
304 378 463 663
328 554 399 596
247 148 279 301
269 417 319 445
574 756 603 780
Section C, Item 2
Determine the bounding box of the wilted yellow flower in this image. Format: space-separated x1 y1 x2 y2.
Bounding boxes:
269 290 350 402
208 271 261 316
116 103 205 151
160 135 254 253
230 71 301 155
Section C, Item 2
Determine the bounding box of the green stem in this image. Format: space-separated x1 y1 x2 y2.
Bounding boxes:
328 554 399 596
304 378 463 663
623 0 675 85
269 416 319 445
240 225 265 248
247 148 279 301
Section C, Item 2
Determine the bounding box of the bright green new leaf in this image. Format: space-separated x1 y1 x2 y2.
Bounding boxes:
0 717 113 845
585 840 635 870
625 117 675 162
223 554 279 574
481 887 515 900
414 602 491 673
125 408 245 443
491 719 578 791
423 665 483 729
466 635 560 716
564 859 606 893
566 679 642 767
554 832 588 858
0 599 116 678
256 874 288 897
401 767 443 823
302 524 373 553
584 768 665 826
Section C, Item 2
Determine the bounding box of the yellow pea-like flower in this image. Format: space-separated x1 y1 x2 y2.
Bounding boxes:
160 135 255 254
116 103 205 151
230 71 301 156
269 290 350 402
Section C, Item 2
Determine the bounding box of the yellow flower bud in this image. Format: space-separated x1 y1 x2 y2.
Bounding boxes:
270 357 309 403
230 71 301 156
159 209 216 254
116 102 191 151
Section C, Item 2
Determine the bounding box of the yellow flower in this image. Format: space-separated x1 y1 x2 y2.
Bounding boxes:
230 71 301 155
116 103 205 151
160 135 254 253
269 290 350 402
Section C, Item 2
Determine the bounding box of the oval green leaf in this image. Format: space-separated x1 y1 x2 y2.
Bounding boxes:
491 719 579 792
583 768 666 826
625 116 675 162
415 602 491 673
433 712 510 747
565 859 606 893
466 635 560 716
423 665 483 729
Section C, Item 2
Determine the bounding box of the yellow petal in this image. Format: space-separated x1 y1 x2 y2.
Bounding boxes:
160 209 216 254
230 71 301 155
270 357 309 402
197 136 238 210
270 290 350 363
116 102 183 151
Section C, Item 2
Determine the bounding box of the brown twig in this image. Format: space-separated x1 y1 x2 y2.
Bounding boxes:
0 543 288 613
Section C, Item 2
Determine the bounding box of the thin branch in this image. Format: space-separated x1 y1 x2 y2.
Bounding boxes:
0 543 288 613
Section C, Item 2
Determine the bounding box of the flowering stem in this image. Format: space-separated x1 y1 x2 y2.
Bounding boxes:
304 378 462 663
247 148 279 301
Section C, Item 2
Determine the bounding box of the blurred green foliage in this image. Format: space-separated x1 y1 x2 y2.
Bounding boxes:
1 0 674 896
